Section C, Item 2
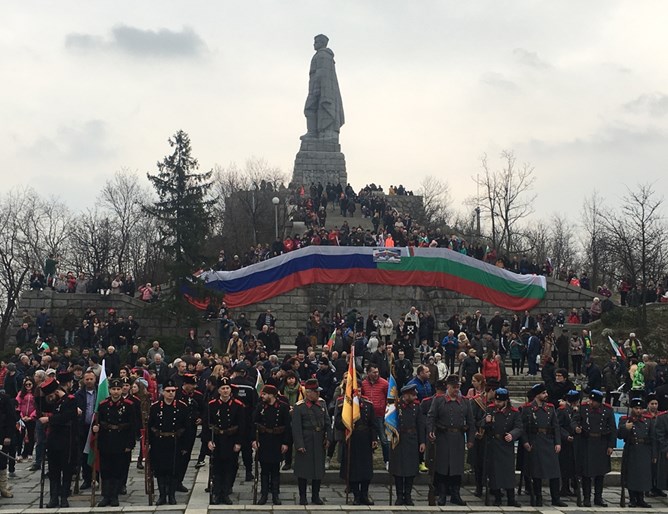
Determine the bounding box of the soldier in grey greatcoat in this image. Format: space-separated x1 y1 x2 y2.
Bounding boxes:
427 375 475 506
618 397 653 508
572 389 616 507
292 379 331 506
483 387 523 507
653 399 668 496
521 383 567 507
389 384 426 505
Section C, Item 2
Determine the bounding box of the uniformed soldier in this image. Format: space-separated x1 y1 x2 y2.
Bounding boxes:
573 389 616 507
652 398 668 497
389 383 425 506
483 387 523 507
618 397 653 508
230 363 258 482
644 393 666 497
427 374 475 506
118 376 141 495
470 378 498 497
253 384 291 505
39 377 79 508
292 378 331 506
520 383 566 507
148 379 189 505
335 387 378 505
175 373 204 493
557 389 580 497
204 376 245 505
92 377 137 507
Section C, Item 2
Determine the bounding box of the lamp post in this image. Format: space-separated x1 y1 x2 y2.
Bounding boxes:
272 197 280 239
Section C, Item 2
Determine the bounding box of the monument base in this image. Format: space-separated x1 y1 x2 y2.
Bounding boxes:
292 140 347 187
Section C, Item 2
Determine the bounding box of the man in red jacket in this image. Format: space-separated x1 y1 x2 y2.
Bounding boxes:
361 364 389 466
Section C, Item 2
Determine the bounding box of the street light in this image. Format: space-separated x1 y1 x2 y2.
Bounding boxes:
272 197 280 239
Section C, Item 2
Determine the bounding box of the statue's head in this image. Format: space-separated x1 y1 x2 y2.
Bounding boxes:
314 34 329 50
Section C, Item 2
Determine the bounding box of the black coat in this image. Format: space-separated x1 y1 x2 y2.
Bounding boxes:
336 398 378 482
96 397 136 453
253 400 291 464
484 406 523 490
618 414 653 491
572 402 616 477
46 392 79 462
521 400 561 479
148 399 189 475
557 404 578 479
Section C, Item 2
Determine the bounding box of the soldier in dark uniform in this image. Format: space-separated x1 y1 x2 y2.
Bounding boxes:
644 393 666 497
230 362 258 481
335 388 378 505
516 387 537 497
253 384 291 505
148 378 189 505
470 378 498 497
389 384 425 505
118 376 141 495
0 388 16 499
175 373 204 492
573 388 616 507
484 387 523 507
427 374 475 506
292 378 331 505
520 383 566 507
618 397 653 508
40 377 78 508
557 389 580 497
653 398 668 496
204 376 245 505
92 377 137 507
419 377 445 485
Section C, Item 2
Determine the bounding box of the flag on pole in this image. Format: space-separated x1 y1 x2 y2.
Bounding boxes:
255 368 264 395
342 346 360 440
384 374 400 449
608 336 626 360
326 328 337 350
84 360 109 466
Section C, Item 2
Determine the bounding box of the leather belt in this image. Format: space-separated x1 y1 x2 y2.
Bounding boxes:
530 428 553 434
101 423 130 431
436 425 467 433
631 437 650 445
213 426 239 435
258 425 285 434
157 431 176 437
400 428 417 434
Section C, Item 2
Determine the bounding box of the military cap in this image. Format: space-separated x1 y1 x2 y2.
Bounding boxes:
495 388 509 401
400 384 417 395
262 384 279 396
57 371 73 383
164 379 178 389
303 378 322 391
630 397 645 408
446 375 460 385
589 389 604 402
530 383 546 396
217 376 231 388
435 378 448 390
40 378 59 395
182 373 197 385
109 378 123 389
566 390 581 402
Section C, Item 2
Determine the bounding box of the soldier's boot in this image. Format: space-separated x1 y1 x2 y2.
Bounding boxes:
637 492 652 508
360 480 374 505
404 476 415 506
493 489 503 506
394 476 404 505
532 479 543 506
46 478 60 508
298 478 308 505
168 478 177 505
474 470 483 497
593 476 607 507
0 469 13 498
582 477 592 507
437 476 447 506
507 488 522 507
311 479 324 505
109 479 120 507
257 471 269 505
350 481 361 505
97 478 111 507
550 478 567 507
450 476 466 506
559 479 573 497
209 475 221 504
271 470 281 505
155 477 168 506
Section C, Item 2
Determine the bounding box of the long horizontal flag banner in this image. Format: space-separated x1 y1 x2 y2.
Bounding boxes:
200 246 547 310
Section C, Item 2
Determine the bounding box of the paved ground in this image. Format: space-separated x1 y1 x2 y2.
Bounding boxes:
5 445 668 513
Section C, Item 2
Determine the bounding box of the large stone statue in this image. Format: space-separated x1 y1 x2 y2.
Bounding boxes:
300 34 345 143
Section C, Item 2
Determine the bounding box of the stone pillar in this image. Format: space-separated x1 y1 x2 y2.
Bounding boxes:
292 140 347 187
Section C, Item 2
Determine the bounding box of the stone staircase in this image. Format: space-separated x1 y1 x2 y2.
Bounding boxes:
506 373 539 402
321 202 375 231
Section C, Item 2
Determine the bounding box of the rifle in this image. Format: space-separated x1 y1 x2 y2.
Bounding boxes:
73 464 80 495
427 438 436 506
39 447 47 508
207 406 214 505
252 426 259 504
483 427 490 506
143 428 154 505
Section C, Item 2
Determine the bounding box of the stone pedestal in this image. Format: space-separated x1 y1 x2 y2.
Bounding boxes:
292 139 347 186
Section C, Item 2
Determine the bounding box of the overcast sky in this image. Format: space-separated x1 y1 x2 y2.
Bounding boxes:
2 1 666 221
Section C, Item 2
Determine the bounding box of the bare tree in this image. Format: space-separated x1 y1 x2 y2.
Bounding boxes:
548 214 579 277
474 151 536 254
100 170 148 273
418 176 452 229
600 183 667 326
580 191 612 289
68 209 118 277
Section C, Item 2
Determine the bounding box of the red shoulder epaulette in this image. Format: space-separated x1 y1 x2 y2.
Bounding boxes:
511 407 519 412
208 398 218 405
487 402 495 408
193 389 203 397
603 402 613 408
67 394 75 399
422 395 433 402
177 400 188 407
100 398 111 405
233 399 244 407
643 413 654 419
413 399 420 405
658 411 668 417
546 402 555 408
123 398 134 406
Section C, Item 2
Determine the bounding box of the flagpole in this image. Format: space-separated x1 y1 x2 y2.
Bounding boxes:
345 436 352 505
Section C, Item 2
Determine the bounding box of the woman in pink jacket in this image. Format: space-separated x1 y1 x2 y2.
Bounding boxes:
15 379 37 461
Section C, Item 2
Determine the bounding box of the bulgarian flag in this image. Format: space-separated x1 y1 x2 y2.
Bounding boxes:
84 360 109 466
326 328 337 350
608 336 626 360
342 346 360 440
255 368 264 395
